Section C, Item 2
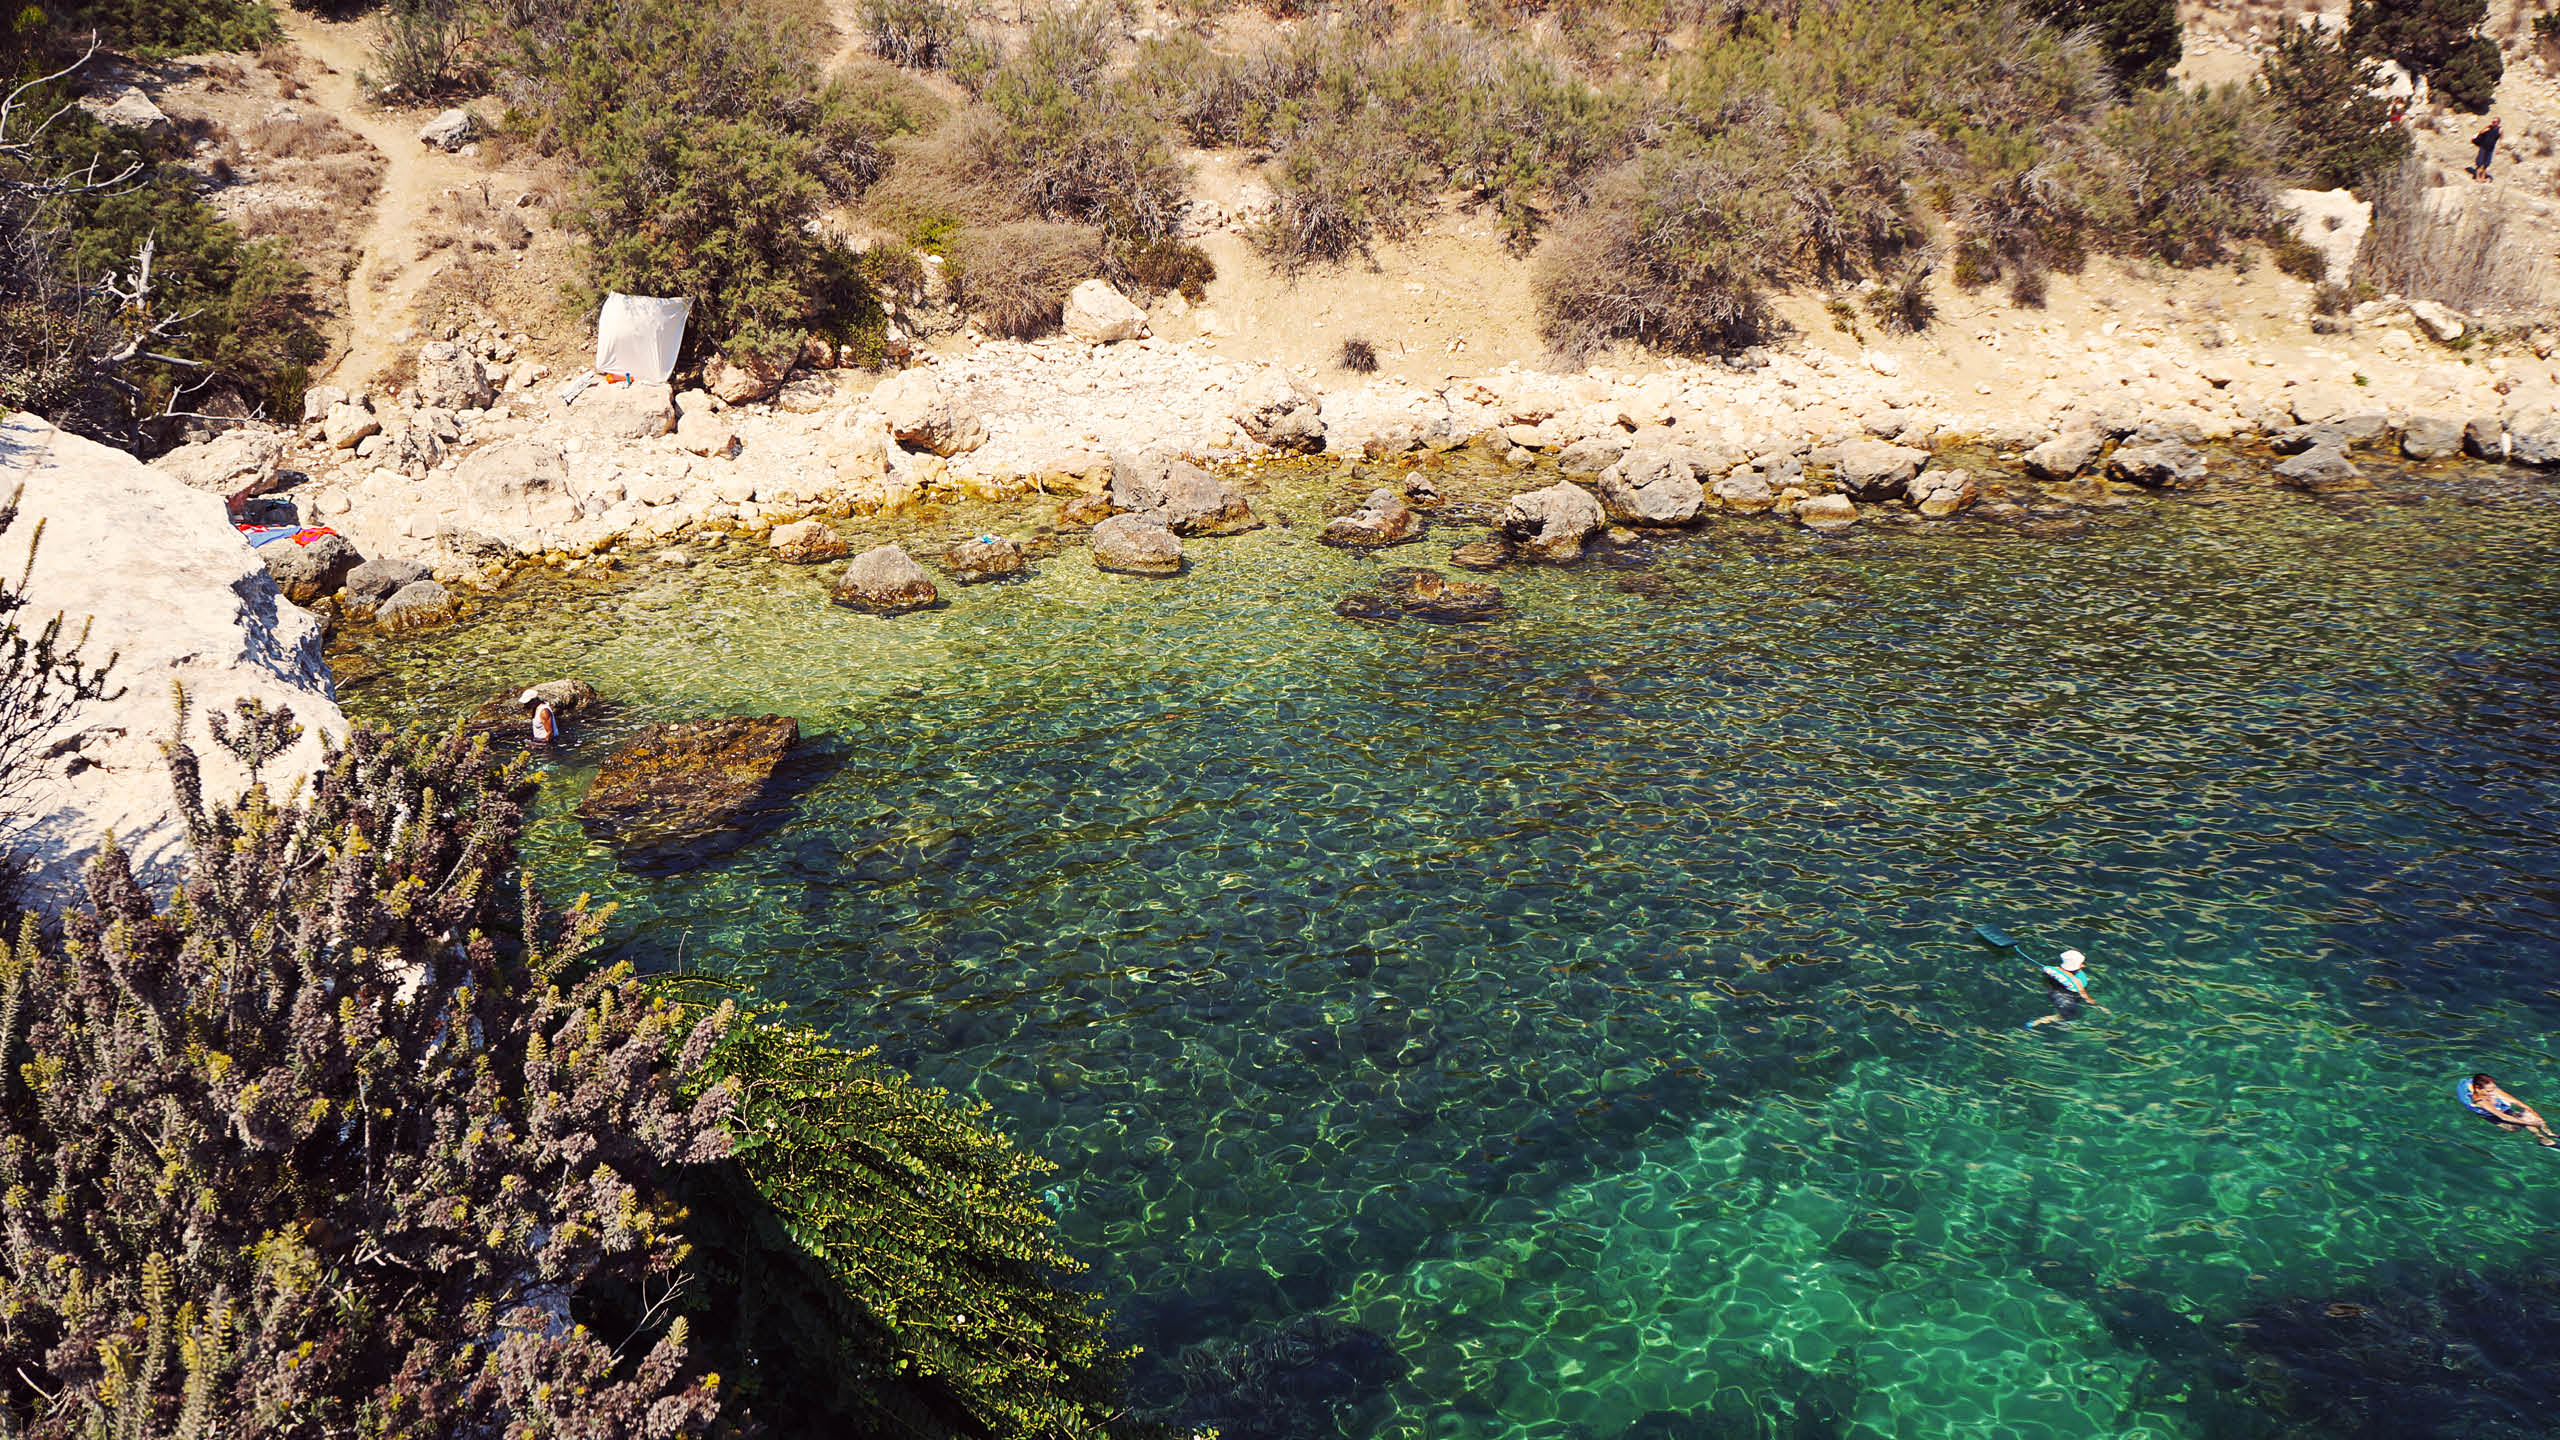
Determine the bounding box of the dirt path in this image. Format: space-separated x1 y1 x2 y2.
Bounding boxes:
276 11 477 391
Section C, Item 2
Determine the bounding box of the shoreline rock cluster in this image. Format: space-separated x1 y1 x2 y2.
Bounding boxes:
129 277 2560 633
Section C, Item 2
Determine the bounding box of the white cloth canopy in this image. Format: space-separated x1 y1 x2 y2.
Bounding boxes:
593 293 692 385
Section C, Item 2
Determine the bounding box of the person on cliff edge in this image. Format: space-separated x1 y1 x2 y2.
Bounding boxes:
2472 117 2502 181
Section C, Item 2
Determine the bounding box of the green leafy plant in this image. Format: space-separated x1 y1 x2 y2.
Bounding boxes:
2026 0 2182 87
2432 32 2503 113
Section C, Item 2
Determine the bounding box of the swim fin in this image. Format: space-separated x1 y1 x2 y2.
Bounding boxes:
1975 923 2020 950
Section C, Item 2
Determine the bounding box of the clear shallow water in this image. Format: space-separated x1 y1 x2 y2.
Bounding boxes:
345 459 2560 1440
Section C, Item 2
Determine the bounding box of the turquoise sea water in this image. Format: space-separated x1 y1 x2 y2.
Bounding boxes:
344 455 2560 1440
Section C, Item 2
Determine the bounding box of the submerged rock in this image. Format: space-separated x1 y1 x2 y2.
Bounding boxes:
769 518 849 565
1321 488 1424 548
375 580 458 632
576 715 801 867
831 544 940 613
1090 514 1183 575
1831 438 1928 502
1499 480 1604 563
2105 441 2209 489
2273 444 2370 493
1448 537 1512 571
945 534 1027 583
1110 452 1260 536
1795 493 1861 530
1380 567 1503 623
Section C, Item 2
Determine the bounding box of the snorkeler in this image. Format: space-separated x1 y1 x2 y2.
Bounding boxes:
2025 949 2104 1029
2460 1073 2558 1145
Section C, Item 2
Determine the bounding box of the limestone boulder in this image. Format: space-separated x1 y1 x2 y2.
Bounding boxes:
1063 279 1149 343
1594 448 1706 526
1498 481 1605 563
706 350 786 404
2408 299 2465 343
323 401 380 449
575 715 802 869
945 534 1027 584
1795 493 1861 530
2272 444 2369 493
768 519 849 565
830 544 940 614
874 369 987 456
1556 434 1632 478
1832 438 1928 502
1090 514 1184 575
1109 452 1259 535
677 409 737 457
1320 488 1425 548
2275 187 2369 282
151 426 290 501
2464 416 2505 460
2401 414 2462 460
260 532 362 605
456 437 570 512
78 86 168 132
1710 474 1777 515
2 414 345 907
1233 369 1324 453
2105 441 2209 489
341 556 432 610
376 580 459 632
418 107 480 151
1908 469 1980 517
2506 405 2560 467
565 379 676 441
415 341 493 411
2023 425 2104 480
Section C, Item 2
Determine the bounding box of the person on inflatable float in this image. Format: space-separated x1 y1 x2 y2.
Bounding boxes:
2461 1073 2558 1145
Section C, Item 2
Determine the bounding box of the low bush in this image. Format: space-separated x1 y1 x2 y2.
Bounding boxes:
865 0 964 69
2433 32 2503 113
1535 146 1787 362
370 0 477 101
2077 84 2284 266
952 220 1105 338
2271 231 2331 282
2027 0 2182 87
1340 335 1379 370
1864 255 1939 333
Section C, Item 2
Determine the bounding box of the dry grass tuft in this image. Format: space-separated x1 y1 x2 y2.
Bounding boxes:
951 221 1106 338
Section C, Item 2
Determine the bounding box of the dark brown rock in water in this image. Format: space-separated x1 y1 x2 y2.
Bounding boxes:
945 534 1027 584
1090 514 1184 575
1335 591 1401 624
1058 493 1114 528
1449 538 1512 571
576 715 800 867
831 544 939 613
768 518 849 564
1378 567 1503 623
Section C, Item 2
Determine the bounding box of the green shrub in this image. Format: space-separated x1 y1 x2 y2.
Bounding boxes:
2350 0 2489 71
1864 256 1939 333
1254 119 1429 270
1535 147 1788 361
865 0 964 69
2434 32 2503 113
371 0 477 100
969 9 1193 266
2026 0 2182 87
2258 21 2416 189
670 1018 1136 1438
951 220 1105 338
512 0 922 359
40 0 276 54
2079 84 2284 266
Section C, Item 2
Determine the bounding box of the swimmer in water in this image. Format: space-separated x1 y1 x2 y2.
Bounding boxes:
524 690 560 749
2461 1073 2558 1145
2025 949 2104 1029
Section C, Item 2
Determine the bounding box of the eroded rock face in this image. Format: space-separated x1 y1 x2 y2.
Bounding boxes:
768 518 849 565
456 438 570 514
1832 438 1928 502
1710 474 1777 515
1594 449 1706 526
2105 441 2209 489
875 370 987 457
1063 279 1148 343
946 534 1027 583
1498 481 1605 563
3 413 345 909
343 557 432 610
2507 406 2560 467
2402 415 2462 460
1090 514 1183 575
261 532 362 605
1909 469 1979 518
575 714 801 869
1320 488 1424 548
706 351 786 404
830 545 940 613
565 380 676 441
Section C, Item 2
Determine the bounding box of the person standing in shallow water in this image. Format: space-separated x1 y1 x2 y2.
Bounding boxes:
2473 117 2502 181
2460 1073 2557 1145
524 690 560 749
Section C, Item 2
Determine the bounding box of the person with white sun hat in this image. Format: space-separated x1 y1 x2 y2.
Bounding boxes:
2025 948 2105 1029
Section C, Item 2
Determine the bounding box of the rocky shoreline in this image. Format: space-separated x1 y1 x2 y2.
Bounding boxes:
134 278 2560 631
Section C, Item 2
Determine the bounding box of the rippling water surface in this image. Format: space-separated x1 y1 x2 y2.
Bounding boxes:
346 456 2560 1440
